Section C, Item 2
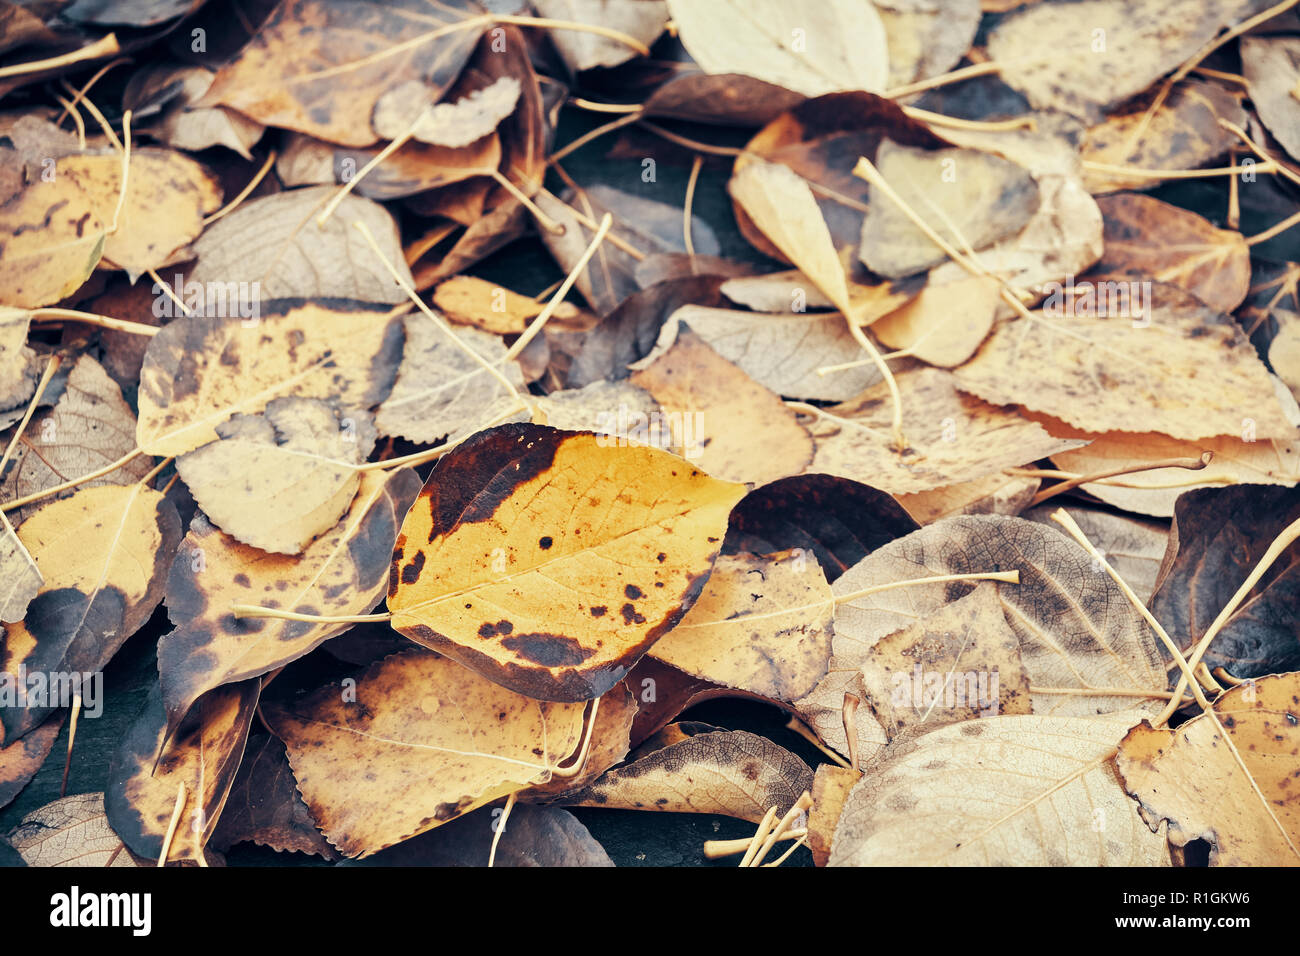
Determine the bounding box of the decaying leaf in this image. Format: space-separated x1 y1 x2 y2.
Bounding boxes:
650 550 833 703
0 714 62 811
1242 36 1300 166
433 275 580 336
175 398 375 554
372 76 520 147
1024 503 1168 604
800 366 1084 495
157 467 420 733
373 312 525 444
1117 673 1300 866
628 328 814 485
564 724 813 823
5 793 144 867
1 483 182 742
136 300 404 457
0 511 41 624
953 283 1296 441
666 0 889 97
106 680 259 862
263 648 587 858
387 423 746 701
0 163 105 308
200 0 488 146
830 712 1170 865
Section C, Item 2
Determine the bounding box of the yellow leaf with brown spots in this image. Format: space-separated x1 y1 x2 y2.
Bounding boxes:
157 467 420 736
0 168 105 308
1 483 181 743
262 648 587 858
136 300 405 457
105 679 259 863
56 148 221 275
1116 673 1300 866
387 422 746 702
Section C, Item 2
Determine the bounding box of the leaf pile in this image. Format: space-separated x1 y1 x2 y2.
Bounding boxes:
2 0 1300 869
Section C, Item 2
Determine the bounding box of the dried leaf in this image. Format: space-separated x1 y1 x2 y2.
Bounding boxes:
0 713 62 811
158 467 420 732
533 0 667 72
666 0 888 97
372 75 520 147
650 550 833 703
5 793 143 867
830 712 1169 865
263 648 587 858
387 423 746 701
105 679 258 862
628 328 814 485
200 0 488 146
136 300 404 457
175 398 375 554
565 724 813 823
952 283 1295 441
1117 673 1300 866
1242 36 1300 165
0 160 105 308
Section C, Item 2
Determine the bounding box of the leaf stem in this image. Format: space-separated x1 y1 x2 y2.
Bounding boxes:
834 570 1020 606
230 606 393 624
0 32 119 79
1028 452 1211 506
29 308 160 337
0 353 61 478
492 14 652 55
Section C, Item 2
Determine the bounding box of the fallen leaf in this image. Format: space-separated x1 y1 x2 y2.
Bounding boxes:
807 763 856 867
372 75 520 147
895 473 1041 524
0 160 105 308
200 0 489 146
209 732 336 859
1080 79 1247 193
1116 673 1300 866
869 273 1001 367
628 328 814 485
987 0 1257 122
1242 36 1300 166
533 0 667 72
650 550 833 703
433 275 580 335
57 148 221 275
952 282 1296 441
0 510 41 624
5 793 144 866
263 648 587 858
105 679 258 862
1023 503 1168 603
564 724 813 823
343 802 613 867
665 0 889 97
124 64 264 159
800 366 1084 496
856 584 1033 744
1091 193 1251 313
724 473 918 583
157 467 420 733
135 299 404 457
373 312 525 444
1150 484 1300 679
1 482 181 742
185 186 412 305
0 353 154 525
830 712 1169 865
387 422 746 701
857 141 1040 279
175 398 375 554
651 304 880 401
523 682 638 799
0 713 62 811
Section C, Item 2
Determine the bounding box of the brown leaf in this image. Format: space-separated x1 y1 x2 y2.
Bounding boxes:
650 551 833 703
952 282 1296 442
629 328 814 485
136 300 404 457
564 724 813 823
157 467 420 734
373 75 520 147
5 793 144 866
1116 673 1300 866
263 648 588 858
105 679 259 862
533 0 667 72
800 366 1083 495
1091 193 1251 313
1242 36 1300 165
0 713 62 811
433 275 580 335
200 0 489 146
